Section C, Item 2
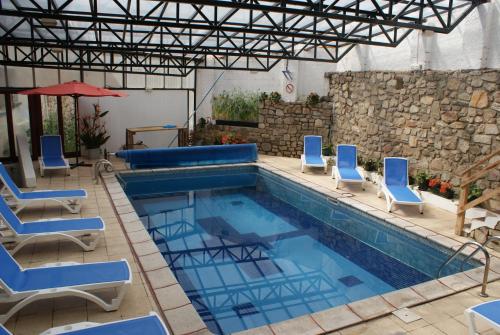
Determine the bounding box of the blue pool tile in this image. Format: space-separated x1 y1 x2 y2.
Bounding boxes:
121 168 481 335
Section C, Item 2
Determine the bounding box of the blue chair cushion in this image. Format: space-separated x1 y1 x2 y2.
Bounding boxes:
41 135 64 159
337 145 357 169
42 157 67 168
304 136 322 157
385 158 409 186
116 144 258 169
386 185 422 203
338 167 363 181
0 325 11 335
19 189 86 200
472 300 500 325
304 155 324 165
19 217 103 234
17 261 130 291
55 315 168 335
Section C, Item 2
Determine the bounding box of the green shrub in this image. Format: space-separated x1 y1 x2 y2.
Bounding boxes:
212 90 260 122
259 92 268 103
269 91 282 104
415 171 430 191
468 183 483 202
322 144 333 156
306 92 320 107
43 112 76 152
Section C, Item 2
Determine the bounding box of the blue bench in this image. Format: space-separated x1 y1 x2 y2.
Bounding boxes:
115 143 258 169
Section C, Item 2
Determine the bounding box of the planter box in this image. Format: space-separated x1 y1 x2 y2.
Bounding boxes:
215 119 259 128
416 189 458 213
359 168 381 184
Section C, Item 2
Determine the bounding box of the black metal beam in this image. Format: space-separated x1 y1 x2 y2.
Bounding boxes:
0 0 484 75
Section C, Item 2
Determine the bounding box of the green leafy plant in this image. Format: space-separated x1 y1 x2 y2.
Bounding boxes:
80 104 110 149
197 117 207 129
322 144 333 156
42 110 76 152
269 91 282 104
258 92 269 102
468 183 483 202
212 90 260 122
363 158 378 172
415 171 430 191
306 92 320 107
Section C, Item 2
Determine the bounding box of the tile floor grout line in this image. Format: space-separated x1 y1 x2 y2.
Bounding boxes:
100 172 178 335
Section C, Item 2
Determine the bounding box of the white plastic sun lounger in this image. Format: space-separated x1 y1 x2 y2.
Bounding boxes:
40 312 170 335
464 300 500 335
0 312 169 335
0 163 86 214
0 196 104 254
301 135 327 174
0 243 131 324
332 144 365 190
377 157 424 214
39 135 70 176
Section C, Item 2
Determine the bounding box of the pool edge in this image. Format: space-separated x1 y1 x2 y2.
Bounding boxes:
100 163 500 335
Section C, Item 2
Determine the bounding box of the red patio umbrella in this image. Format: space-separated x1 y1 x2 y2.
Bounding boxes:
19 81 126 167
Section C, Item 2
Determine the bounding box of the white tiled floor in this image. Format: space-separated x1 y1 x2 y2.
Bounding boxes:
5 155 499 335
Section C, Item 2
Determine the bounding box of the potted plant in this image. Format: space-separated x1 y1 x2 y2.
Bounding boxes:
269 91 282 104
306 92 320 107
361 158 382 184
415 171 430 191
414 175 458 213
322 144 333 156
80 104 110 159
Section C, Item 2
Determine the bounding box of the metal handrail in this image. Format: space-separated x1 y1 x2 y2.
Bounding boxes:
436 241 491 297
93 159 114 184
483 235 500 246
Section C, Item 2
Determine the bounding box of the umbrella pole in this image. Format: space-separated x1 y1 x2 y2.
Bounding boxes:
70 96 91 168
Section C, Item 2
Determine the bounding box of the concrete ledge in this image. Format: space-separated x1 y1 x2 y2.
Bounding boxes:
101 161 498 335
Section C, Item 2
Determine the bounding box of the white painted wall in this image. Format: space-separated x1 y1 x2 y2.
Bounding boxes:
79 90 189 152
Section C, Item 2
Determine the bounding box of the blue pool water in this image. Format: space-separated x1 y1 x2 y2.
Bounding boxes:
120 166 479 334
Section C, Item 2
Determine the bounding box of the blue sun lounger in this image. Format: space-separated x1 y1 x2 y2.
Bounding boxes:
39 135 70 176
0 312 169 335
0 196 104 254
465 300 500 335
0 163 86 214
301 135 327 174
377 157 424 213
332 144 365 190
0 243 131 324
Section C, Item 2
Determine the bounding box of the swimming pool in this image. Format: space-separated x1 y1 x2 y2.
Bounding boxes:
119 166 479 334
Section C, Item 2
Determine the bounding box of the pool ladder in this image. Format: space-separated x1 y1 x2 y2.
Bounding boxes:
436 236 500 297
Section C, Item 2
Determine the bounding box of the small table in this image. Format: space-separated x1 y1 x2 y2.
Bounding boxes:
125 126 188 149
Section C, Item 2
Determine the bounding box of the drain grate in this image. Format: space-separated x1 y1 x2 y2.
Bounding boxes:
233 302 259 318
230 200 244 206
338 275 363 287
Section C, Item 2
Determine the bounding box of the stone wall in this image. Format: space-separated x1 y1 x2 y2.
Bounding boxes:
327 69 499 206
209 101 333 157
